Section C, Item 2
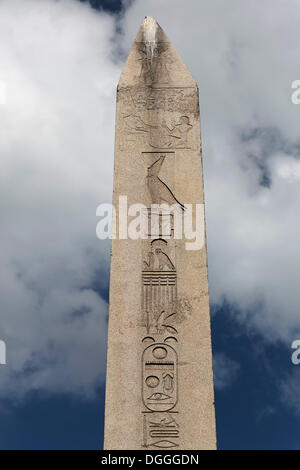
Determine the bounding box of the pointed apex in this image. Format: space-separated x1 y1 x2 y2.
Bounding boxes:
142 16 158 30
118 18 197 89
142 17 158 64
143 15 156 22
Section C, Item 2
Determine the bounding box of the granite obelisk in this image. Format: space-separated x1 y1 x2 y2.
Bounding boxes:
104 17 216 450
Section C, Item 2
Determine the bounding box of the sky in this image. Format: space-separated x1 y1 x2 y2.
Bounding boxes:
1 0 300 449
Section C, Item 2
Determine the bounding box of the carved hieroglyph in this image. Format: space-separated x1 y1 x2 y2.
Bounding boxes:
104 17 216 450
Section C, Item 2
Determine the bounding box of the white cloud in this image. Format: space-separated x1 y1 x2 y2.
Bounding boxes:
0 0 120 399
275 157 300 181
213 353 240 390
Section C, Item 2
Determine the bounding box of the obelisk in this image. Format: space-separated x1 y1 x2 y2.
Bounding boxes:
104 17 216 450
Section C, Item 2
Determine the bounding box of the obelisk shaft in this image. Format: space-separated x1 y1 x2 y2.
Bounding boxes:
104 17 216 450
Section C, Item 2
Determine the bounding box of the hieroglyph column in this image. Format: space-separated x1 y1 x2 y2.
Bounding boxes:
104 17 216 450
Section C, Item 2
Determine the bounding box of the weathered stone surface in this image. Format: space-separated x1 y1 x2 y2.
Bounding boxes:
104 17 216 450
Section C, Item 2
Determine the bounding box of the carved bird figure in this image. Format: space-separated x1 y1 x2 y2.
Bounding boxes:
147 157 184 210
155 248 175 270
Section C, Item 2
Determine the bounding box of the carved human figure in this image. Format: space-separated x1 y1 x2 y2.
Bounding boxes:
149 116 192 149
167 115 193 148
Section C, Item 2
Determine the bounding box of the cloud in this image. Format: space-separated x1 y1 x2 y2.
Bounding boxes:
0 0 121 399
122 0 300 343
213 353 240 390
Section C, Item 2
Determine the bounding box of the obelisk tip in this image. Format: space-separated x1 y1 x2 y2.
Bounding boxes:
142 16 158 64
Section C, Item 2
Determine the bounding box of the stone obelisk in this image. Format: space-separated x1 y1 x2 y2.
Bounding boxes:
104 17 216 450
